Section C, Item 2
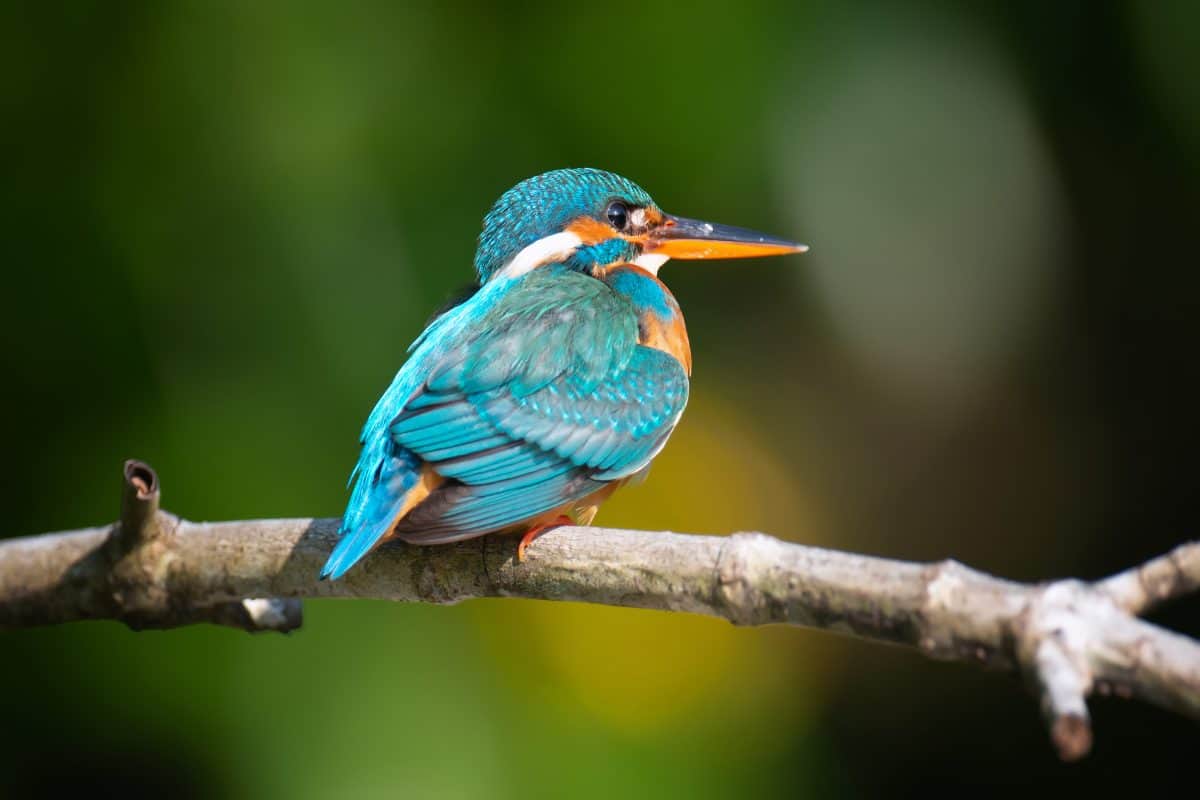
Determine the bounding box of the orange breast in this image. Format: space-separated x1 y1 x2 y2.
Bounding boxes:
600 263 693 375
640 308 692 375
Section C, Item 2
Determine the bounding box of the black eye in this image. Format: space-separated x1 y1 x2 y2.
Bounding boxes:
606 200 629 231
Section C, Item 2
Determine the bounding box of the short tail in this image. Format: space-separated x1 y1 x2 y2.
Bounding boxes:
321 443 424 580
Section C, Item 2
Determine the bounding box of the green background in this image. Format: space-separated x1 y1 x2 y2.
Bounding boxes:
3 1 1198 797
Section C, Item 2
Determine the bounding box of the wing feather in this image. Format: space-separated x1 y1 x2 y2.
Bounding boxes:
329 267 689 572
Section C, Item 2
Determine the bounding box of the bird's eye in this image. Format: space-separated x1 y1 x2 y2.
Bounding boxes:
606 201 629 231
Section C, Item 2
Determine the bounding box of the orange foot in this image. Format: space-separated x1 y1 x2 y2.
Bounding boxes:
517 515 572 563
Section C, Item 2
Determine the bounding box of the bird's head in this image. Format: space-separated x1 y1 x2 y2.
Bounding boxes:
473 168 806 283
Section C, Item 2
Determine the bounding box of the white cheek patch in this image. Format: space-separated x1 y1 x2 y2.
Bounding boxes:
496 231 583 280
629 207 669 274
632 252 670 274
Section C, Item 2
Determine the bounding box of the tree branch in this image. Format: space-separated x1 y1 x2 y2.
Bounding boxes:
1 461 1197 760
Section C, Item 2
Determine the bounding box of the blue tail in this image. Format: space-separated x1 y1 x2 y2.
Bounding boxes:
321 283 481 579
321 442 422 580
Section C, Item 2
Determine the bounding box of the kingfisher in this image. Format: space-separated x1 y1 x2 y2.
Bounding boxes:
320 168 805 579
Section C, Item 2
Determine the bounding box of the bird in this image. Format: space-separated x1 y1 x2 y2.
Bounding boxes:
320 168 806 579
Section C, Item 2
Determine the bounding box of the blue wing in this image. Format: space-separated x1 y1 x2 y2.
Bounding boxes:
391 344 688 542
321 268 688 578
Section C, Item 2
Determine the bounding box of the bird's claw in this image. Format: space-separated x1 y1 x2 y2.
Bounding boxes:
517 515 572 562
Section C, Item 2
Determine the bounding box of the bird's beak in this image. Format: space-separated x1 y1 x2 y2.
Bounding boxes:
647 214 808 260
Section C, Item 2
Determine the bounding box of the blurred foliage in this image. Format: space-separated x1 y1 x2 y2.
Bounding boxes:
2 1 1198 798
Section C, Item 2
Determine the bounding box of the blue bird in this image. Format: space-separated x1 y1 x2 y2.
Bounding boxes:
321 168 805 579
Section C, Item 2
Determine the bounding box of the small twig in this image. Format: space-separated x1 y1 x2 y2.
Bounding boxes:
0 460 1196 759
115 459 163 549
1097 541 1200 616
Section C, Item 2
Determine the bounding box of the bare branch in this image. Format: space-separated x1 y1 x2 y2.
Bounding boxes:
1097 541 1200 615
0 461 1196 760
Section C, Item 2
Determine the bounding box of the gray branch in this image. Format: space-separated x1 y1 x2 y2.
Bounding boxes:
1 461 1197 760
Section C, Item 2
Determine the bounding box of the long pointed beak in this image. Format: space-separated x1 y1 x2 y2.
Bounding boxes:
648 214 808 260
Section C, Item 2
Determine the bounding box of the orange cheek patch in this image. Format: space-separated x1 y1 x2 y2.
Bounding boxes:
640 207 665 226
566 216 617 245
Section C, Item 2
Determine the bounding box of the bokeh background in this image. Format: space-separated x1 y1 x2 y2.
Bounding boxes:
3 1 1198 797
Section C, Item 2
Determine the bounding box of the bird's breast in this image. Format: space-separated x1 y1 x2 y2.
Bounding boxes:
638 309 692 376
601 264 693 375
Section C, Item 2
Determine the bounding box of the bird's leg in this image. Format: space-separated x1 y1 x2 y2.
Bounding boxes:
517 515 572 562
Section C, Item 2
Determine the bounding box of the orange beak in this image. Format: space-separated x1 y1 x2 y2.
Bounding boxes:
647 214 808 260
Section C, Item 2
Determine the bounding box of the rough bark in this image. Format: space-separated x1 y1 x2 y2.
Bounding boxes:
1 461 1197 760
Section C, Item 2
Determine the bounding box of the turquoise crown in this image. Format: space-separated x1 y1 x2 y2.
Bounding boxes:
473 168 654 282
